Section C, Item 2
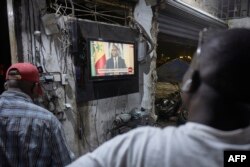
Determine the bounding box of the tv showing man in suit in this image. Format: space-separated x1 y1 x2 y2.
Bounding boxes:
89 40 135 78
106 44 126 69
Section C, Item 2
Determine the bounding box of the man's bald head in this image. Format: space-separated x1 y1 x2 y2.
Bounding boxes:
181 29 250 130
198 28 250 102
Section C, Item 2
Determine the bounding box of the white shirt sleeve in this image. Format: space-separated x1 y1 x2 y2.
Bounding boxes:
66 127 165 167
66 123 250 167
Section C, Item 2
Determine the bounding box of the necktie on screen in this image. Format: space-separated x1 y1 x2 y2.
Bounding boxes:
114 58 118 68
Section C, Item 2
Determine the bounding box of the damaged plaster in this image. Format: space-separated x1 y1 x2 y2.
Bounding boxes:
134 0 158 119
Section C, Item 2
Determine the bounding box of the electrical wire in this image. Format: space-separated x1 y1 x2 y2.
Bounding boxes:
63 0 67 15
70 55 77 84
98 15 119 24
27 0 34 63
33 0 48 70
124 2 127 26
31 0 38 64
39 39 49 73
68 0 75 16
94 3 97 21
127 16 154 55
59 6 126 20
64 44 68 74
72 1 92 11
32 3 39 66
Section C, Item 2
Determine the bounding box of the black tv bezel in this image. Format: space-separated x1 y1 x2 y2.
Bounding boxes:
87 38 138 81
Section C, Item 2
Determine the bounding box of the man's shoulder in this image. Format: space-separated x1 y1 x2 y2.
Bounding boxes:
1 96 56 122
26 103 62 125
29 103 56 118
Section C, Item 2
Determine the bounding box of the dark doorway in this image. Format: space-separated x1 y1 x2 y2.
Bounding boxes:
157 36 196 68
0 0 11 94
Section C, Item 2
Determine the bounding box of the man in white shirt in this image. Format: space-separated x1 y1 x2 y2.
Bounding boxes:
67 29 250 167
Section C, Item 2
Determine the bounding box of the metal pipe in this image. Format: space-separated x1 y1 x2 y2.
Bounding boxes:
82 0 131 9
7 0 18 64
68 0 75 16
60 6 126 20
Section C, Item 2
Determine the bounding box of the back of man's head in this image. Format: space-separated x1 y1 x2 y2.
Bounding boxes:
5 62 42 98
199 28 250 102
182 28 250 130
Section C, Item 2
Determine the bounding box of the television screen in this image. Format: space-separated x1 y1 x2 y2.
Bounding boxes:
88 39 136 80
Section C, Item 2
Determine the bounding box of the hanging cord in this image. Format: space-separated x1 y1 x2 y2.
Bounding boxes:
127 16 154 55
68 0 75 16
27 0 34 63
94 2 97 21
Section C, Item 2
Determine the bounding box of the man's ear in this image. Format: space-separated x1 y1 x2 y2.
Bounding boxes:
4 82 8 90
181 70 201 93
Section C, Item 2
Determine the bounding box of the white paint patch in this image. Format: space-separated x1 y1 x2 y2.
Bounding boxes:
228 17 250 29
134 0 153 39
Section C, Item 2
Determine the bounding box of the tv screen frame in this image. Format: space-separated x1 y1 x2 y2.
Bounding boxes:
87 38 137 81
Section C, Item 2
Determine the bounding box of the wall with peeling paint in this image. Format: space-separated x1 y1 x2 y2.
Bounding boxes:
134 0 158 119
14 0 156 157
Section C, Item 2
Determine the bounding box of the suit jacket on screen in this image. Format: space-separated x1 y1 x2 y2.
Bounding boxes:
106 57 126 69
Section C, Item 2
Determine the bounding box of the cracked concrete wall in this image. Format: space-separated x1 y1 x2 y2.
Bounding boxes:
134 0 158 119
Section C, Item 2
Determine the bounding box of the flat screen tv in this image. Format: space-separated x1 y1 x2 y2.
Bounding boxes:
88 38 137 81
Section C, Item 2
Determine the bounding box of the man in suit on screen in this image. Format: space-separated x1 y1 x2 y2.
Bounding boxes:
106 44 126 69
